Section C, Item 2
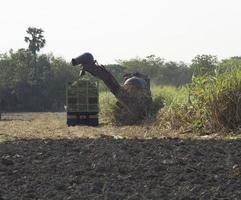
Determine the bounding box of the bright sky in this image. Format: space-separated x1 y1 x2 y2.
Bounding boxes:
1 0 241 64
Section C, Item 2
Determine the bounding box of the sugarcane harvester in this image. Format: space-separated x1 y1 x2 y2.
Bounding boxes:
71 52 155 125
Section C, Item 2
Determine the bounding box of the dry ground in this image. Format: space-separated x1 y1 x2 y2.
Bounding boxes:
0 113 241 199
0 112 169 141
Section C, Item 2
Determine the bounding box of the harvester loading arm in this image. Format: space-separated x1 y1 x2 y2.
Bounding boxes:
72 53 121 97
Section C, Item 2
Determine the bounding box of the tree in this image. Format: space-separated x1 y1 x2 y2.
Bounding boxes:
24 27 46 56
119 55 192 86
24 27 46 78
160 61 192 86
0 49 78 112
218 57 241 73
120 55 164 84
191 55 218 76
105 64 126 83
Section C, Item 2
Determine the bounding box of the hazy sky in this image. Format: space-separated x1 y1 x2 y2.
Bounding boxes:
1 0 241 64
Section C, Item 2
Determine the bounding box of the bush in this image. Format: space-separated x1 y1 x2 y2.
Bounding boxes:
210 88 241 129
161 68 241 133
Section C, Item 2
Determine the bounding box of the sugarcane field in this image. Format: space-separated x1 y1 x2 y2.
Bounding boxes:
1 1 241 199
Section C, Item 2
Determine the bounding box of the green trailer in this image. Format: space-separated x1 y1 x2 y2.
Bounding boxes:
66 79 99 126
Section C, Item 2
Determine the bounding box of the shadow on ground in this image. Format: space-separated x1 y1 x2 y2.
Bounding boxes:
0 136 241 200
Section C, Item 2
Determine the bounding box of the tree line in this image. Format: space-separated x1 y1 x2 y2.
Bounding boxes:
0 27 239 111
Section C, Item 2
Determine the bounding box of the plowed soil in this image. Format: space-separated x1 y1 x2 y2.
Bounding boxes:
0 113 241 200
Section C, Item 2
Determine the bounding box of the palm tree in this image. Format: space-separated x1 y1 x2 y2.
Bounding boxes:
24 27 46 78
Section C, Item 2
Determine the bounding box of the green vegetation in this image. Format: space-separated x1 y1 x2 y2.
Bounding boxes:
100 86 187 125
156 57 241 133
190 54 218 76
100 56 241 134
0 27 79 111
120 55 192 86
1 27 241 134
0 49 79 111
0 27 192 112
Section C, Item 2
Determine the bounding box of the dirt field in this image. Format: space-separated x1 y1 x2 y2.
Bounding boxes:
0 113 241 199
